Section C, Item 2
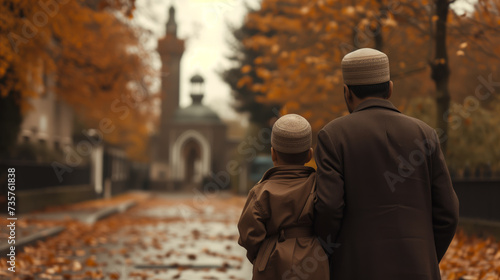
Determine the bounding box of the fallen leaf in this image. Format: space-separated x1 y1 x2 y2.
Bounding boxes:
85 256 98 267
72 261 82 272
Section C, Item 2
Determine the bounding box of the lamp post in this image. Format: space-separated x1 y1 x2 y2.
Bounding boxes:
86 129 104 195
190 74 205 104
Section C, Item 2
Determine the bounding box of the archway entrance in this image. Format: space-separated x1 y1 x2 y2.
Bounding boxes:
171 130 211 187
181 138 202 183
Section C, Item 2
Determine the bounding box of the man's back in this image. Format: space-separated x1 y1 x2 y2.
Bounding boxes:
314 98 459 280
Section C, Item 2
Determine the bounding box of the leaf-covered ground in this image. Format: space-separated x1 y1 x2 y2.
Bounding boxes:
440 231 500 280
0 193 250 279
0 192 499 279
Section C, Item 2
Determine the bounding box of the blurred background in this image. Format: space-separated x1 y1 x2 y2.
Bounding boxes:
0 0 499 279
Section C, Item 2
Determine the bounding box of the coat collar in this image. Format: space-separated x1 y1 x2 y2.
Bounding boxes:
352 98 401 114
258 165 315 183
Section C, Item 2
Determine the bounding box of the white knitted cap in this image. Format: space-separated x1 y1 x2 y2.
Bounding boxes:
341 48 390 85
271 114 312 154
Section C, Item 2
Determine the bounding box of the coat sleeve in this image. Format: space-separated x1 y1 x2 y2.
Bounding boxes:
237 189 269 263
314 129 345 255
430 131 459 263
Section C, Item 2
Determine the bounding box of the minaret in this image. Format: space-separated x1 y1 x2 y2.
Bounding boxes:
157 5 185 161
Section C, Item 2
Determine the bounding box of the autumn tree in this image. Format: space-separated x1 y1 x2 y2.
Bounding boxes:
231 0 499 162
52 1 156 160
0 0 156 160
391 0 500 156
0 1 48 157
231 0 411 132
454 0 500 62
406 93 500 174
431 0 452 153
222 10 280 130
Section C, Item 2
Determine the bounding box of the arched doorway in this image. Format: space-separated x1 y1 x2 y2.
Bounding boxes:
181 138 202 183
171 130 211 184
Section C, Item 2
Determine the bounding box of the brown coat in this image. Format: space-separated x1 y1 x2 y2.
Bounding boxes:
315 99 459 280
238 165 329 280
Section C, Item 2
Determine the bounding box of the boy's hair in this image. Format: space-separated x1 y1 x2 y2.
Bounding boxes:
275 150 310 165
347 81 390 99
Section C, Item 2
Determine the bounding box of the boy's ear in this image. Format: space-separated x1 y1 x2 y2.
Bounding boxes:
306 148 313 163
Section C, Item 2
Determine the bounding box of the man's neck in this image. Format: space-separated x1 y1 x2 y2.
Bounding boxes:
352 97 387 112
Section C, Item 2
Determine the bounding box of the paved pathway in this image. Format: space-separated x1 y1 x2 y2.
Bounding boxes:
0 191 251 280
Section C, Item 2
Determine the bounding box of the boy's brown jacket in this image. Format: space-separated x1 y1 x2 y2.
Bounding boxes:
238 165 329 280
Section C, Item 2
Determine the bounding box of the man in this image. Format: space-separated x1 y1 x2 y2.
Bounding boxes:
314 48 459 280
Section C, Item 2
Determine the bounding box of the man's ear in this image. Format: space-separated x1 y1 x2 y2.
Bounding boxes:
343 84 351 100
306 148 313 163
271 147 278 165
387 81 393 99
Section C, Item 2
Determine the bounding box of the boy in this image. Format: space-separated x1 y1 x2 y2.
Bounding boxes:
237 114 329 280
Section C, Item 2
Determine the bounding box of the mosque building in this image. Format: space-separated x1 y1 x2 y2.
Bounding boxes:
150 6 231 190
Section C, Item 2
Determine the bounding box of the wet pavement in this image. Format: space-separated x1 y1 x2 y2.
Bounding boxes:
0 192 251 280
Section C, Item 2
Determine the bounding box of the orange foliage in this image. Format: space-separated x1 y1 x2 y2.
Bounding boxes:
0 0 156 161
240 0 420 131
240 0 500 136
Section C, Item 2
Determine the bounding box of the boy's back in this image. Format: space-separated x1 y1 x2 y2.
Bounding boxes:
238 165 328 280
237 114 329 280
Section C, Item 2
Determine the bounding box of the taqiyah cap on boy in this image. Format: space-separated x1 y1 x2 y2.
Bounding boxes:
271 114 312 154
341 48 390 86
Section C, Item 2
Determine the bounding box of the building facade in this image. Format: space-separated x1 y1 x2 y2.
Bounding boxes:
17 73 74 153
150 6 229 190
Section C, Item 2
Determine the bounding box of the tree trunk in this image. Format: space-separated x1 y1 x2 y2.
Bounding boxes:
431 0 451 153
374 29 383 51
0 90 22 158
373 0 386 51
